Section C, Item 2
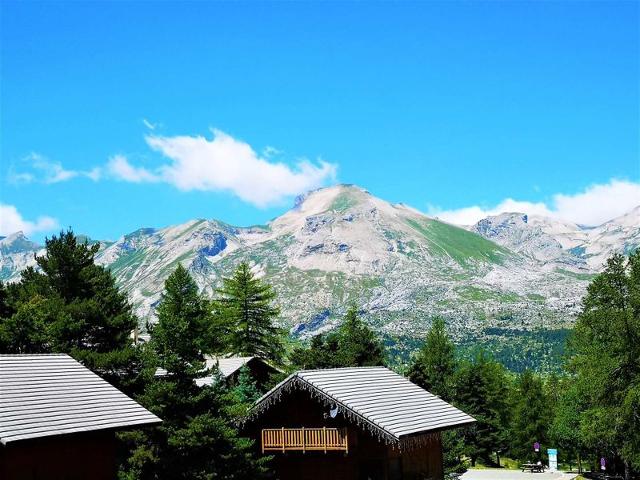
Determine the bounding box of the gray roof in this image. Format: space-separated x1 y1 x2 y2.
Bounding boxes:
196 356 257 386
156 355 277 386
0 354 161 445
249 366 475 449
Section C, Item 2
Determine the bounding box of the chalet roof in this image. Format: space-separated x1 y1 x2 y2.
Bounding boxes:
196 356 267 386
0 354 161 445
247 366 475 450
156 355 277 385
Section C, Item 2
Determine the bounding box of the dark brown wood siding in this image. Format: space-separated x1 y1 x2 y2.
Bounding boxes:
0 431 117 480
246 388 445 480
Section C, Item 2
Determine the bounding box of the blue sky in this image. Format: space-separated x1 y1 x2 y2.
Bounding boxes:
1 1 638 241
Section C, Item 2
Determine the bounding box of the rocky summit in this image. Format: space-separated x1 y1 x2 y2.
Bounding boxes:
2 185 638 350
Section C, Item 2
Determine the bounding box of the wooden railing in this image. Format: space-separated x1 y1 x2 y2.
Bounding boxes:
261 427 348 454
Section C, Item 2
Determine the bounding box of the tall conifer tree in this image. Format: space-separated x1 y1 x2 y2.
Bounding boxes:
408 317 456 400
569 252 640 478
510 369 549 462
215 262 284 363
122 265 268 479
0 230 139 391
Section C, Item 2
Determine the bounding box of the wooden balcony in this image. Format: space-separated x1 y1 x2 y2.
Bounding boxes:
261 427 348 454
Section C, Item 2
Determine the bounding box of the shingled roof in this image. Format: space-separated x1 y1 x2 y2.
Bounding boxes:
247 366 475 450
0 354 161 445
157 355 279 386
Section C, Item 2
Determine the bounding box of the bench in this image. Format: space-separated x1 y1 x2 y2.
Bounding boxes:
521 463 545 473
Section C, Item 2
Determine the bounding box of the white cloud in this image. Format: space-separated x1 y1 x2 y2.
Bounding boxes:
10 153 101 184
428 179 640 226
0 204 58 236
7 130 336 208
106 155 160 183
142 129 336 207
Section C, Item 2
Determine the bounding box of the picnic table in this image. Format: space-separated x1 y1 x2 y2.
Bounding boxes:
520 463 545 473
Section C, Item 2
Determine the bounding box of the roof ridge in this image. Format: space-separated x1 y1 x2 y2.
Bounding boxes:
0 353 70 357
297 365 389 373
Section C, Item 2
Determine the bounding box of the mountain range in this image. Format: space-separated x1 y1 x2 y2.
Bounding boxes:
1 185 638 367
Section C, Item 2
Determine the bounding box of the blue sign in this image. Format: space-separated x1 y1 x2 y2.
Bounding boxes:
548 448 558 471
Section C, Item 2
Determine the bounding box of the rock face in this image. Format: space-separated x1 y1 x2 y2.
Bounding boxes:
470 207 640 271
1 185 638 343
0 232 43 281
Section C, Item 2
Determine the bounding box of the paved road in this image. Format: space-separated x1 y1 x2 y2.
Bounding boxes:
461 469 579 480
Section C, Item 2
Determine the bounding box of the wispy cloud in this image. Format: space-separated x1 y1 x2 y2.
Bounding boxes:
142 118 159 131
428 179 640 226
0 204 58 236
11 130 336 208
9 153 101 184
106 155 161 183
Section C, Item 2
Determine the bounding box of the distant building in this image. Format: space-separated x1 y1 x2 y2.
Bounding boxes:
0 354 161 480
244 366 475 480
156 355 280 389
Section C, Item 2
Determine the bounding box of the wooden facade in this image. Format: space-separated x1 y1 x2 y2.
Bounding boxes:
246 389 445 480
0 431 118 480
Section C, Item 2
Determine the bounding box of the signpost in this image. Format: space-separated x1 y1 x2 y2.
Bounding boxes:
548 449 558 471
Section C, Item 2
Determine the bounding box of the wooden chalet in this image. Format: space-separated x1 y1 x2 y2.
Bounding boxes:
244 366 475 480
156 355 279 389
0 354 161 480
196 355 280 389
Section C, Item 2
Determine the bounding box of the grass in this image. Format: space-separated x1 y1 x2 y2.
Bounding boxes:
555 268 596 281
329 191 359 213
405 218 512 266
457 285 522 303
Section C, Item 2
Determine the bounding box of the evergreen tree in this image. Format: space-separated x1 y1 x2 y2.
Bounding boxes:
0 230 140 392
151 264 209 378
407 318 468 474
0 281 14 319
335 305 385 367
122 266 268 479
568 252 640 478
290 305 385 369
226 365 262 418
456 352 511 466
510 369 549 462
215 262 284 363
408 317 456 400
549 379 587 472
0 295 53 353
289 333 341 369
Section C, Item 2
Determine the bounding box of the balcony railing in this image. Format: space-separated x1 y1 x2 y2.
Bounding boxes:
261 427 348 454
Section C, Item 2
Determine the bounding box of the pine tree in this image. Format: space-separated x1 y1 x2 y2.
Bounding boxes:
336 305 385 367
122 266 269 479
456 352 511 466
549 379 587 472
151 264 209 378
290 305 385 369
568 252 640 478
408 317 456 400
510 369 549 462
226 365 263 418
215 262 284 363
0 230 140 392
407 318 468 473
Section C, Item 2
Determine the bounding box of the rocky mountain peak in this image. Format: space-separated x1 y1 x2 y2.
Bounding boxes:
0 232 40 254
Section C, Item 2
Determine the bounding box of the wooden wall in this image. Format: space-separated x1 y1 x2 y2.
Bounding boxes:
246 388 445 480
0 430 117 480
